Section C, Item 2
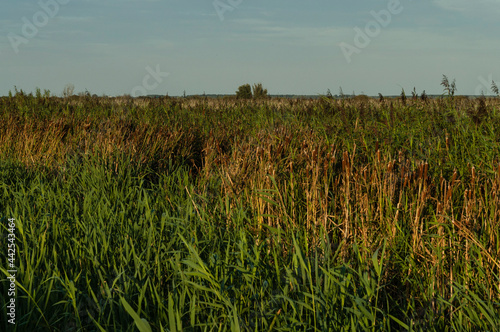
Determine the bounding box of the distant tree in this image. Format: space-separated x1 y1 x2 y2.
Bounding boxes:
236 84 252 99
252 83 268 99
62 84 75 98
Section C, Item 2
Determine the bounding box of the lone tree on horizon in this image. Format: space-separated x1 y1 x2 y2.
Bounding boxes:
236 83 268 99
236 84 252 99
252 83 268 99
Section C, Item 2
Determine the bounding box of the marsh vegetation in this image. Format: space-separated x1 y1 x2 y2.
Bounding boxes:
1 90 500 331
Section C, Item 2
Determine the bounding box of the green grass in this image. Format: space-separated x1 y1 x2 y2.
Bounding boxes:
1 93 500 331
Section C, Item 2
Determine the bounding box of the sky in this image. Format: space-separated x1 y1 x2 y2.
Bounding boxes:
1 0 499 97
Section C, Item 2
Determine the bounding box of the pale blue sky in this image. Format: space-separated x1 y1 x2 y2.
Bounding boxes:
1 0 499 96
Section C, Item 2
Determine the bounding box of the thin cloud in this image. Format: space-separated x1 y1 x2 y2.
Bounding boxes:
229 18 349 46
434 0 500 16
56 16 95 23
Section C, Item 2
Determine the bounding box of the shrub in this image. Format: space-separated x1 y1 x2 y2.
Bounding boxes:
252 83 268 99
236 84 252 99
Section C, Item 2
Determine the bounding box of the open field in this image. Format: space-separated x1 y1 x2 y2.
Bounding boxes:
1 92 500 331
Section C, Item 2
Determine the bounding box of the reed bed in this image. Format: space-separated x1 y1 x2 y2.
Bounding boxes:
1 92 500 331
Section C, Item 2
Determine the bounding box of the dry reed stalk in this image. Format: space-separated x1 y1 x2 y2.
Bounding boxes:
341 151 351 242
